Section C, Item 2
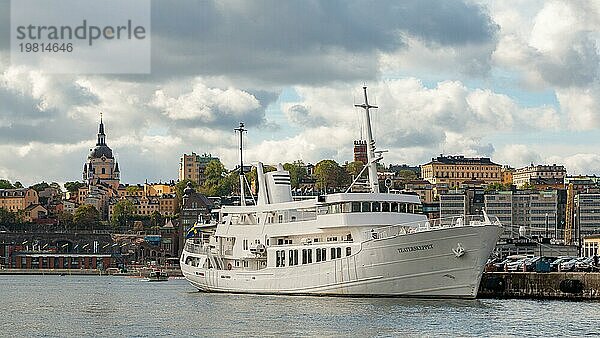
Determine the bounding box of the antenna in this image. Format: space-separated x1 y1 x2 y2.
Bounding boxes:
234 122 247 206
354 86 380 193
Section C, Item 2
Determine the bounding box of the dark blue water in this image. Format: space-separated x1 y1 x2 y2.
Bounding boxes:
1 275 599 337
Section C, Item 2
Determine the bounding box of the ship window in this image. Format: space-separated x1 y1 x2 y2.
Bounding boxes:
307 249 312 263
336 247 342 258
372 202 381 212
243 239 248 250
243 261 249 268
331 247 336 259
346 247 352 256
399 203 407 213
279 215 283 223
321 248 327 261
316 248 322 262
291 216 297 221
342 203 352 213
382 202 390 212
278 239 284 245
391 202 398 212
235 260 240 267
351 202 361 212
361 202 371 212
302 249 307 264
293 250 298 265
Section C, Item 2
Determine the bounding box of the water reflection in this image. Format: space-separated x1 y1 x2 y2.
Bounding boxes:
1 276 600 337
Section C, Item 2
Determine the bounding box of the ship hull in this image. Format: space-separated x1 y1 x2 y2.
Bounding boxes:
181 224 502 299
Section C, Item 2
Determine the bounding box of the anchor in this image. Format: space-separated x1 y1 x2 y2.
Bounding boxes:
453 243 465 258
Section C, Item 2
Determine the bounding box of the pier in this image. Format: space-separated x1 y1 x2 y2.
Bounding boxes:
479 272 600 300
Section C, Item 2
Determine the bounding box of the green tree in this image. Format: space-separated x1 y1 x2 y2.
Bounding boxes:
126 186 142 195
485 182 512 192
73 204 100 230
50 182 62 192
111 199 136 227
345 161 365 178
0 208 16 225
519 182 537 191
150 211 163 228
202 160 227 196
64 181 85 193
0 179 14 189
13 181 23 188
398 169 417 180
283 161 308 189
314 160 347 191
31 182 50 192
58 211 74 228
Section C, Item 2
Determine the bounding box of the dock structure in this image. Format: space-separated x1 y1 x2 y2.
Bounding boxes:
479 272 600 300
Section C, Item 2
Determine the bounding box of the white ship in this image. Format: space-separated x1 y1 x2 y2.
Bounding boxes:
180 87 502 298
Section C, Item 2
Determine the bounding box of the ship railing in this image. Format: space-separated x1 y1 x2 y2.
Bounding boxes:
366 214 501 240
184 238 211 255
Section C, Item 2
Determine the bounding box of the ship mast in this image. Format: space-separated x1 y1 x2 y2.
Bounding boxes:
234 122 247 206
354 86 380 193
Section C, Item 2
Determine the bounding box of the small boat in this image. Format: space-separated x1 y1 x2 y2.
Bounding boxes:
147 270 168 282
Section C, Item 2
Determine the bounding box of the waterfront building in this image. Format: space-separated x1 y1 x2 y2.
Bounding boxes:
421 155 501 188
179 152 220 186
485 190 559 239
583 235 600 257
10 252 113 270
0 188 38 212
439 191 467 219
575 193 600 237
512 164 566 188
178 182 213 255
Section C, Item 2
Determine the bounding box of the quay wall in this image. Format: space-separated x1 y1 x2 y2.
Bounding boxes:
0 268 184 277
479 272 600 300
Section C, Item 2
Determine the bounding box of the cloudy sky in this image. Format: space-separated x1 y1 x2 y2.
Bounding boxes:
1 0 600 186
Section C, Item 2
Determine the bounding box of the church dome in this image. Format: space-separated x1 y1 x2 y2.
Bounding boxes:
89 145 113 159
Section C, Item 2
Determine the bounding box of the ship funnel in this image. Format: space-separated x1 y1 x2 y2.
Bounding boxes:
256 162 293 205
257 162 268 205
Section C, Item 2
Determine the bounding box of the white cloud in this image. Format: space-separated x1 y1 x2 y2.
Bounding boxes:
152 81 261 121
494 144 541 168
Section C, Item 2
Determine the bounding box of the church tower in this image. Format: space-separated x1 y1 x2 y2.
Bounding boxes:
82 114 120 189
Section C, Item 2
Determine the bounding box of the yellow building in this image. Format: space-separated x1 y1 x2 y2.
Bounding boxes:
0 188 39 212
159 194 178 216
501 166 514 185
421 155 501 188
144 182 175 197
